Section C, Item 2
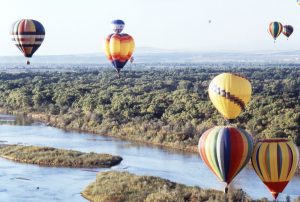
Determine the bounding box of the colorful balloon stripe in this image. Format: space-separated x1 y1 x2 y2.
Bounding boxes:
105 33 135 72
251 139 299 199
10 19 45 58
198 126 253 185
269 22 283 40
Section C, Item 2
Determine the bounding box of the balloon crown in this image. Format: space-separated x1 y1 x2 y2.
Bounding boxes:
257 138 290 143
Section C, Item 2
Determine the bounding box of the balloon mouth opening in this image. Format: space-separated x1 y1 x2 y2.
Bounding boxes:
271 192 279 199
225 119 235 124
258 138 289 143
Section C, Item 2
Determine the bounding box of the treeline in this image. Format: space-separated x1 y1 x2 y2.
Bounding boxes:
0 66 299 150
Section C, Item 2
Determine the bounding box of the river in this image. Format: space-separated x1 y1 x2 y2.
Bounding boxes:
0 114 299 201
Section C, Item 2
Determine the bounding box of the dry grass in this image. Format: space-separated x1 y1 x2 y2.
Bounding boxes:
0 145 122 168
82 171 266 202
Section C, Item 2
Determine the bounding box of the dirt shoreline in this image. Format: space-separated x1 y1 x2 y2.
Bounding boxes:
0 108 197 153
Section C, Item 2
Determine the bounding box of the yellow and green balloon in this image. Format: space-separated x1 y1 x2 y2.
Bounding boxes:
251 139 299 200
268 22 283 41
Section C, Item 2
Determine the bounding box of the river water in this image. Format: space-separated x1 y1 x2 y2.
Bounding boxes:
0 114 299 201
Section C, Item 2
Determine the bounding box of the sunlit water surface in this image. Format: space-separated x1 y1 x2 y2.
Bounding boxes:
0 115 299 201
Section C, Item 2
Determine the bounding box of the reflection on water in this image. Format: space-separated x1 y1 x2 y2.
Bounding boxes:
0 114 299 201
0 114 34 126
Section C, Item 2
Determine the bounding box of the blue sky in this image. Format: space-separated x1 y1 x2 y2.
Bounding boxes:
1 0 300 56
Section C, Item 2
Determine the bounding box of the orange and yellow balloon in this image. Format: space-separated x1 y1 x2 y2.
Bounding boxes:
105 20 135 77
251 139 299 199
208 73 252 121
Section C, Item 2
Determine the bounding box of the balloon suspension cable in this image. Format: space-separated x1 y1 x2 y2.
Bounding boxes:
27 60 30 65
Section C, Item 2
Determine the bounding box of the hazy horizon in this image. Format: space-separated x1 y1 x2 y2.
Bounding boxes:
1 0 300 57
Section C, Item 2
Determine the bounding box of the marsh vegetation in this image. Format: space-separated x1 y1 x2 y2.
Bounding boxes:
82 171 267 202
0 145 122 168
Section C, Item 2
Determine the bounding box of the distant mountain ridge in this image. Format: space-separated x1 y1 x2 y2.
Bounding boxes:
1 47 300 64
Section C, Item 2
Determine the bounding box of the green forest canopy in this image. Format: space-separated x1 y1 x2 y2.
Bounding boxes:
0 66 299 150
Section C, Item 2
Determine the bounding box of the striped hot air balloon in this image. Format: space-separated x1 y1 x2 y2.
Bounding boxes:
105 33 135 77
198 126 254 192
111 19 125 34
251 139 299 200
10 19 45 65
208 73 252 122
268 22 283 42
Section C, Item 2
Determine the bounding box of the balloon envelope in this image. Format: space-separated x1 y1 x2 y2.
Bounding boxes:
282 25 294 38
10 19 45 60
198 126 253 186
105 33 135 72
251 139 299 199
269 22 283 40
112 19 125 34
208 73 252 121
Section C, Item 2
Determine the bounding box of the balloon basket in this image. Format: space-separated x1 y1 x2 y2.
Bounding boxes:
224 186 228 194
115 69 121 78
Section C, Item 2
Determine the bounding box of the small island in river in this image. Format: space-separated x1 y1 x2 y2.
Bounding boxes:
0 145 122 168
82 171 267 202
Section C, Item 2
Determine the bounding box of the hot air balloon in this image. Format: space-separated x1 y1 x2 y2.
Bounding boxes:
251 139 299 200
208 73 252 122
10 19 45 65
268 22 283 42
198 126 254 192
111 19 125 34
282 25 294 39
105 33 135 77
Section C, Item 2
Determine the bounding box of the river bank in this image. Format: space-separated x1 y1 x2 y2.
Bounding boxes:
0 108 198 153
1 109 299 174
0 145 122 168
